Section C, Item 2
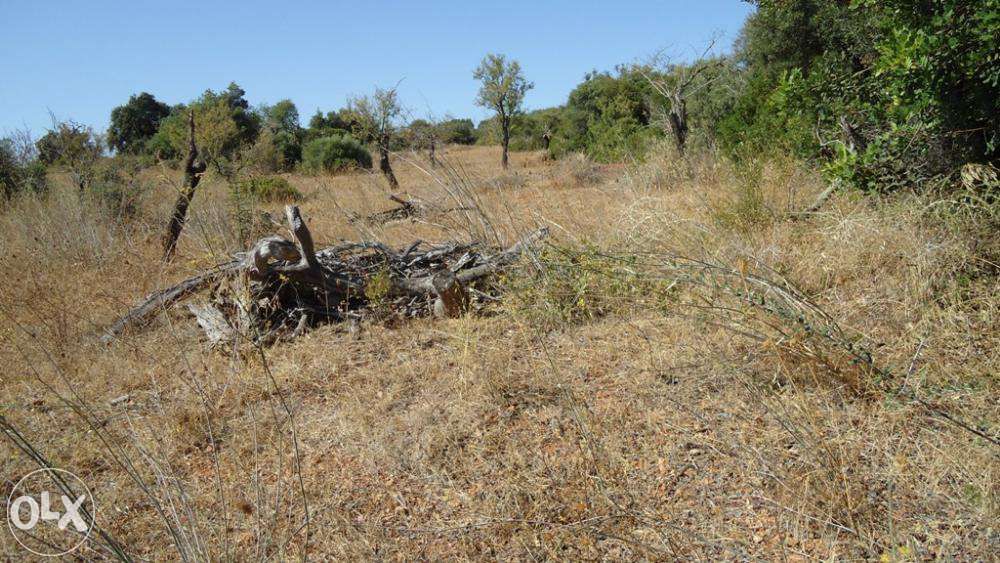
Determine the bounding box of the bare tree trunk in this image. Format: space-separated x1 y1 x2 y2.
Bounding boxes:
501 117 510 170
428 136 438 168
379 137 399 190
162 112 206 262
668 91 689 155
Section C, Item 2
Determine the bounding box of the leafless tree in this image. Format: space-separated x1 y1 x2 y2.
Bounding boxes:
639 39 728 155
162 111 207 261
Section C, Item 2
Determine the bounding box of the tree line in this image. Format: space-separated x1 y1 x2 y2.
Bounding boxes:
4 1 998 201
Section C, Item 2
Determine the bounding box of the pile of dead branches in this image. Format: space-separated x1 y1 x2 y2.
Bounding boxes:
103 205 548 346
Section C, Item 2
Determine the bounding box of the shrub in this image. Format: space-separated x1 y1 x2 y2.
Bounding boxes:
232 175 302 203
1 137 47 199
437 118 477 145
35 121 102 167
301 135 372 173
87 155 148 219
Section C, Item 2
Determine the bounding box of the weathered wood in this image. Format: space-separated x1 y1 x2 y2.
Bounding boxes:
791 180 842 219
162 112 207 261
353 194 475 227
378 133 400 190
101 260 241 343
105 208 550 345
187 302 234 346
431 270 467 319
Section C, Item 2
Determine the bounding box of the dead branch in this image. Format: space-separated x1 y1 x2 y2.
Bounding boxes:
351 194 474 227
790 180 842 219
100 260 242 343
162 112 207 261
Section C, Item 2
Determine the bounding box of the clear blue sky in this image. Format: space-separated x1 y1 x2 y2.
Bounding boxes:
0 1 753 136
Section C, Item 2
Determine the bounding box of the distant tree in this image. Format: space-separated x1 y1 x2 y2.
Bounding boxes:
556 67 659 161
259 99 303 170
473 53 533 169
404 118 439 166
639 43 729 155
437 118 477 145
219 82 261 147
107 92 171 154
35 119 103 190
301 134 373 173
265 99 300 134
348 85 404 189
154 83 260 166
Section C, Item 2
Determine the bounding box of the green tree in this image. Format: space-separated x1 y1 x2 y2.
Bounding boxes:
107 92 171 154
348 85 404 189
722 0 999 191
437 118 477 145
1 132 47 199
35 120 103 190
154 83 260 166
558 68 656 161
259 99 303 170
473 53 533 169
265 99 300 135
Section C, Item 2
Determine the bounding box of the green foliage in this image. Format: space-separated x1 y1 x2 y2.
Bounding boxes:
305 109 354 141
437 118 477 145
255 99 304 171
555 68 659 161
301 134 372 173
0 137 47 199
87 155 148 219
35 121 102 167
232 175 302 203
721 0 1000 191
403 118 435 149
478 108 561 151
154 82 261 163
473 54 534 122
347 86 404 150
271 130 302 169
264 99 300 134
107 92 171 154
474 53 533 164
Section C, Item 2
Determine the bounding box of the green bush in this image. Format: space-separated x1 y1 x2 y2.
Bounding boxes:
1 138 47 199
301 134 372 173
87 155 148 219
35 121 102 167
233 175 302 203
720 0 1000 191
437 118 477 145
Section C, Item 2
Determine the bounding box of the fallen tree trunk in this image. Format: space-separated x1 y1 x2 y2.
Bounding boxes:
101 261 241 343
351 194 473 227
102 205 548 345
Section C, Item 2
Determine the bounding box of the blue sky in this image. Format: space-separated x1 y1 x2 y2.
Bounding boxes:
0 1 753 136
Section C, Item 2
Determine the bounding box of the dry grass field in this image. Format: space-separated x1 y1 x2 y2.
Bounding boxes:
1 144 997 560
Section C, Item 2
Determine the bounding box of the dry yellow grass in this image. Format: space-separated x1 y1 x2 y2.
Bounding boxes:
1 144 997 560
